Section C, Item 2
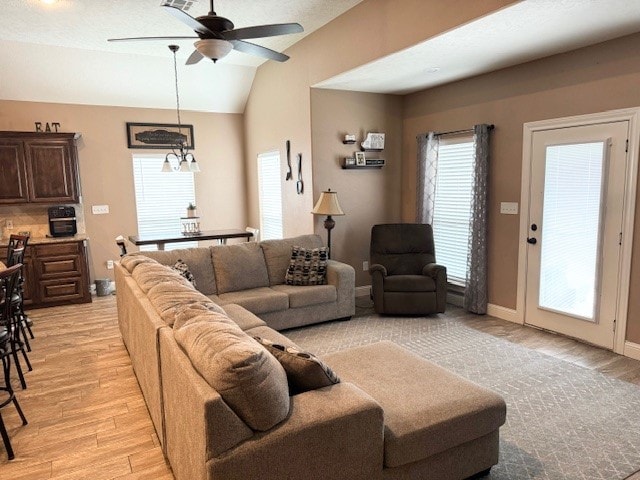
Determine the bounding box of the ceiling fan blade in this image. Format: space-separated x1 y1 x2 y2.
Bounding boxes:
108 36 198 42
186 49 204 65
223 23 303 41
163 5 216 36
230 40 289 62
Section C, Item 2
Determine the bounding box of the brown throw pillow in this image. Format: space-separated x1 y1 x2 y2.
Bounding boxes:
253 336 340 395
284 246 328 286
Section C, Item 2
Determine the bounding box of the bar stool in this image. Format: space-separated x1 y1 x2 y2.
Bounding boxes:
6 235 34 344
0 264 28 460
0 255 31 390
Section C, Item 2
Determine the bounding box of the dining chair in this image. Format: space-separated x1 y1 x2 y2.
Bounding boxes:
0 264 28 460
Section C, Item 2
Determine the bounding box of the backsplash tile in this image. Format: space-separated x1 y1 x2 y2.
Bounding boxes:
0 204 86 239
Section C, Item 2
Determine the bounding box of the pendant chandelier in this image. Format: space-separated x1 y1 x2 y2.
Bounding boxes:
162 45 200 173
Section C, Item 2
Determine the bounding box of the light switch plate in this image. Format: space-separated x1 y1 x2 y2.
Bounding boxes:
92 205 109 215
500 202 519 215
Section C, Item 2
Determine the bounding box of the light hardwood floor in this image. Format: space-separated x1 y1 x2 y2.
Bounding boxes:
1 295 640 479
0 295 173 479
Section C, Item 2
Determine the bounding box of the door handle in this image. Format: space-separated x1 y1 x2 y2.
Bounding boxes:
527 237 537 245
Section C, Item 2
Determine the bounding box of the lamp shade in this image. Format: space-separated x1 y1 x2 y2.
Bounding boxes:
312 189 344 216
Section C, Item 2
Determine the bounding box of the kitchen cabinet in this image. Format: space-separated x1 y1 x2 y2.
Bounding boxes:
0 132 81 204
2 239 92 308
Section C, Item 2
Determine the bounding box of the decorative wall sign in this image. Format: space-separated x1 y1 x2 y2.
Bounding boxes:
126 122 195 149
35 122 61 132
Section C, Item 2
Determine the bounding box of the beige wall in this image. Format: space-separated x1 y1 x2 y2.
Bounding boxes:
401 32 640 343
310 89 402 286
0 100 246 282
244 0 516 259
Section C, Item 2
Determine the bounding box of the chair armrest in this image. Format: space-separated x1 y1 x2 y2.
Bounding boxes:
422 263 447 313
210 382 384 480
422 263 446 279
327 260 355 318
369 264 387 313
369 263 387 277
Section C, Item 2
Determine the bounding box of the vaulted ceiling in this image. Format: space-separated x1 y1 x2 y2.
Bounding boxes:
3 0 640 114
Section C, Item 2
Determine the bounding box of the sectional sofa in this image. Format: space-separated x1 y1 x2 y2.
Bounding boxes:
114 234 506 480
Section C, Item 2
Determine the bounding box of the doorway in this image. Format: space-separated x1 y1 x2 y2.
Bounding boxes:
518 109 640 353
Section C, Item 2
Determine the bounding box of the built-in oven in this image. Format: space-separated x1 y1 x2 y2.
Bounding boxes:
48 206 77 237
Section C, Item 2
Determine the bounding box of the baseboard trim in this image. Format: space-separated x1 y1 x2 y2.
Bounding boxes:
487 304 522 324
355 285 370 298
624 341 640 361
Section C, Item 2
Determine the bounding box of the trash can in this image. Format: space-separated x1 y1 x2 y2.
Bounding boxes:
95 279 111 297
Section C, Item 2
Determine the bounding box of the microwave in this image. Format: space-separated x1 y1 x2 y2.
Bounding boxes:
48 206 78 237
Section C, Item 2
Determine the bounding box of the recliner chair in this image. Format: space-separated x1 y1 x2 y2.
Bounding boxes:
369 223 447 315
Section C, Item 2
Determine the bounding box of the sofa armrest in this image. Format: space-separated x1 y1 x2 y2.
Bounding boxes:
326 259 355 318
422 263 447 313
210 382 384 480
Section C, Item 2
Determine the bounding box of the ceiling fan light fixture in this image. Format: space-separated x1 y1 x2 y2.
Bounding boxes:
195 39 233 62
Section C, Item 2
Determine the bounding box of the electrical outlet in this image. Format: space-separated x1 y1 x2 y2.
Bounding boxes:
500 202 519 215
92 205 110 215
363 261 369 271
106 260 114 270
5 219 13 229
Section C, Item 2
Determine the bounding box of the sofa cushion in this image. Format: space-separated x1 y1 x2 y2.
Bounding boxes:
215 288 289 315
254 336 340 395
173 311 290 431
212 242 269 294
222 304 267 331
131 262 194 293
284 246 328 286
325 341 506 468
260 234 324 286
384 275 436 292
173 302 229 330
271 284 337 308
147 281 219 327
120 253 157 273
139 247 217 295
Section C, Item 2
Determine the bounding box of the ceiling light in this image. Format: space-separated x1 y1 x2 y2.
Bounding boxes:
162 45 201 174
195 39 233 63
425 67 440 73
41 0 57 4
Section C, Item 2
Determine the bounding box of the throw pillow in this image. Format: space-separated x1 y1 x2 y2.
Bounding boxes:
253 336 340 395
172 259 197 288
284 246 328 286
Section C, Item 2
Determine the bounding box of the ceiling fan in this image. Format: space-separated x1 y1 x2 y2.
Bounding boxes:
108 0 304 63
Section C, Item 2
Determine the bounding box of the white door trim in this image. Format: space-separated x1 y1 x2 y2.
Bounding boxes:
517 107 640 354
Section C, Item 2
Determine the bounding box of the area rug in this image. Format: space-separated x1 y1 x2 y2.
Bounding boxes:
285 308 640 480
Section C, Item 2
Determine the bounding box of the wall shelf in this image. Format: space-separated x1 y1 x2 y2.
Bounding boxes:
342 165 383 170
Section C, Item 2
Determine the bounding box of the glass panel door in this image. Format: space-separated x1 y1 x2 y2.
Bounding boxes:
538 142 606 320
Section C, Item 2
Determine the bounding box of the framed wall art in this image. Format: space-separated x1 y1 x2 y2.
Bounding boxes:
126 122 195 149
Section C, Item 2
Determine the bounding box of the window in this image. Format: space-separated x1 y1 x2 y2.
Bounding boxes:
132 154 196 251
432 137 475 286
257 151 283 240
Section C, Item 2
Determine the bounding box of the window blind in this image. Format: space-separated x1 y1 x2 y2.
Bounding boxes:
432 138 475 286
132 154 196 251
257 151 283 240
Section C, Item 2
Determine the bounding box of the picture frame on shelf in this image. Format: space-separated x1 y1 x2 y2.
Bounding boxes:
345 157 356 166
355 151 366 166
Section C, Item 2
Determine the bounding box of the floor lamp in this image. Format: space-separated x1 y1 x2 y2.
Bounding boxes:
311 189 344 259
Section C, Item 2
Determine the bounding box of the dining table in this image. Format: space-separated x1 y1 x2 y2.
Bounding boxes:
128 229 253 251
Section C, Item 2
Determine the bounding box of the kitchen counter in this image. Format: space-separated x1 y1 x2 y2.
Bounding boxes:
0 234 88 247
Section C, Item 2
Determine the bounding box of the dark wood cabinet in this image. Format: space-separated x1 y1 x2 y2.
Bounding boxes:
0 132 80 204
9 240 92 308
